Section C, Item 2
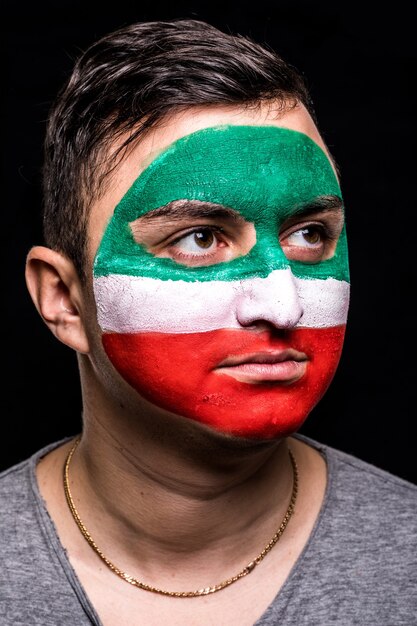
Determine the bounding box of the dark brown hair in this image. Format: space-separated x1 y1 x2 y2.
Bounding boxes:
42 19 315 280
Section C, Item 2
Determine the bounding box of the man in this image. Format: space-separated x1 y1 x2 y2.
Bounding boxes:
1 18 416 626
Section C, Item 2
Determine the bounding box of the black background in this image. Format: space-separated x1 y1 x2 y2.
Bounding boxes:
3 1 416 482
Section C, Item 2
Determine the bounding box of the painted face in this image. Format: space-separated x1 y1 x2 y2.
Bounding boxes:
93 125 350 439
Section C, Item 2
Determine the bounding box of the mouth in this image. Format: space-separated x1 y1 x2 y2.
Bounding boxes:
215 349 308 384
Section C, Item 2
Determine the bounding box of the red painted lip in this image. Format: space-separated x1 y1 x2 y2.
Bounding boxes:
215 349 308 384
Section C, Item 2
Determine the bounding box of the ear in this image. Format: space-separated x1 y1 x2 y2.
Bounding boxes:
25 246 90 354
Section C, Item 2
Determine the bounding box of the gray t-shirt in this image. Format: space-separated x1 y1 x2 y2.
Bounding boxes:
0 435 416 625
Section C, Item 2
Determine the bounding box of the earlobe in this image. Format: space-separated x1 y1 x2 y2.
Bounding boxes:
25 246 90 354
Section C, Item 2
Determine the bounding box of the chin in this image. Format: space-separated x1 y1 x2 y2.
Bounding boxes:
103 325 345 440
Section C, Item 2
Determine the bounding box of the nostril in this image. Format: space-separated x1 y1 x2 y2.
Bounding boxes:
235 269 303 330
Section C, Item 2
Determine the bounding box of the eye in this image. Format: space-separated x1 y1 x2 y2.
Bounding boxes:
164 226 230 266
130 203 258 268
280 224 329 263
287 226 323 247
173 228 222 255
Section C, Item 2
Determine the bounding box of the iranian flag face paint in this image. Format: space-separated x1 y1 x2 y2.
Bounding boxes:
93 125 350 439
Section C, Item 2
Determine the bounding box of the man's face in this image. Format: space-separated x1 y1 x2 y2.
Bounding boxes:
89 105 350 440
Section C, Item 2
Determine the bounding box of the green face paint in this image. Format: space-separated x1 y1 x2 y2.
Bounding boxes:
94 125 349 283
93 124 350 440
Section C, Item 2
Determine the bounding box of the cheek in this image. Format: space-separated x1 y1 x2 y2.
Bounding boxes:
102 326 345 439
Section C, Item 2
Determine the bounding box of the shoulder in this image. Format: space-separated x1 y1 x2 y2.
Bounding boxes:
263 436 417 625
0 439 67 540
324 439 417 510
288 434 417 619
0 438 96 625
295 433 417 562
0 455 35 516
297 433 417 506
297 433 417 557
0 438 70 507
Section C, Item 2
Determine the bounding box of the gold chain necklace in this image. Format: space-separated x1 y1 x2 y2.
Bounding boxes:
63 436 298 598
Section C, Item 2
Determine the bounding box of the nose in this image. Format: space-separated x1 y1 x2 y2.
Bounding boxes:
236 268 303 329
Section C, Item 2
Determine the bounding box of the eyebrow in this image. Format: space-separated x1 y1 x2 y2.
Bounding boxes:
135 200 245 223
289 195 343 218
133 195 343 228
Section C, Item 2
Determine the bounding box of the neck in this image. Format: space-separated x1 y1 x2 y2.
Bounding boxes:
69 381 297 586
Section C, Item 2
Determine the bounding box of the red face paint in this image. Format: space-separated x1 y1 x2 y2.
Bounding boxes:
103 326 345 439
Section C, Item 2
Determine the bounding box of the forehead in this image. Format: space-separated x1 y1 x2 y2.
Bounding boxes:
87 104 335 260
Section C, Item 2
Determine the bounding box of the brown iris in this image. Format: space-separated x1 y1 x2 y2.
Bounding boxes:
194 229 215 248
302 227 321 244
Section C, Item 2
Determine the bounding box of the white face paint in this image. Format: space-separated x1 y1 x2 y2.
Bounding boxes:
93 123 349 439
